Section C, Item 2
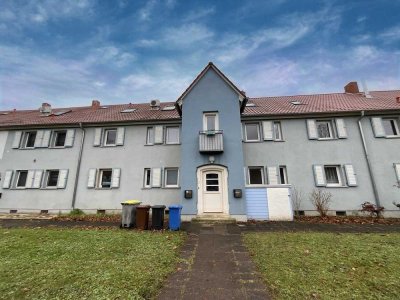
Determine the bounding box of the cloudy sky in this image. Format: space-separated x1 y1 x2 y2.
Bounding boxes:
0 0 399 110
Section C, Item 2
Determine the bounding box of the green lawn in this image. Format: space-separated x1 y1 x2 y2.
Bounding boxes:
0 228 185 299
244 232 400 300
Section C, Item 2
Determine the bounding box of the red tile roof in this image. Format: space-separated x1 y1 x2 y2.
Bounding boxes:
1 91 399 128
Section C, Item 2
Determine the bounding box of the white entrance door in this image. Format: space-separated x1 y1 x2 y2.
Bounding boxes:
203 171 223 212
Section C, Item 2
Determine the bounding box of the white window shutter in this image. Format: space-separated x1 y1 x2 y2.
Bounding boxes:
116 127 125 146
2 170 13 189
93 128 102 146
307 120 318 139
371 117 385 137
344 164 357 186
152 168 161 187
335 118 348 139
41 130 51 147
266 166 279 185
154 126 164 144
12 131 22 149
32 170 43 189
313 165 326 187
394 163 400 183
111 168 121 188
262 121 274 141
26 170 35 188
87 169 97 188
57 169 69 189
65 129 75 147
34 130 44 148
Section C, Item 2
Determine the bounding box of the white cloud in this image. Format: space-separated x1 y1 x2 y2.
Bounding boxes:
86 46 136 68
379 25 400 43
163 23 214 47
183 7 215 22
138 0 157 21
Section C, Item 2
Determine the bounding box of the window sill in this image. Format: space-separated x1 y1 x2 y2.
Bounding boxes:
385 135 400 139
163 186 180 189
243 140 262 143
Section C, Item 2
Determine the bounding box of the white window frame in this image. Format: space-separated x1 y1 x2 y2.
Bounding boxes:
203 112 219 131
15 170 28 188
146 127 154 145
165 126 180 144
144 168 151 188
382 118 400 137
316 120 334 140
22 131 37 149
44 170 60 188
244 123 261 142
164 168 179 188
97 169 113 189
273 121 283 141
248 167 264 185
51 130 67 148
279 166 288 184
103 129 117 146
324 165 342 187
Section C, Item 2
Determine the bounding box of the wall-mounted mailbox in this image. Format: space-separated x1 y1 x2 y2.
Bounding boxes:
233 189 242 198
184 190 193 199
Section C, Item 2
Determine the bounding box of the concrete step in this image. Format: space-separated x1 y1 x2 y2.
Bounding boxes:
191 216 237 224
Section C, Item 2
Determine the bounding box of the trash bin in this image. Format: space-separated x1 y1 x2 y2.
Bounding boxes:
136 205 151 230
151 205 166 230
121 200 141 228
168 204 183 231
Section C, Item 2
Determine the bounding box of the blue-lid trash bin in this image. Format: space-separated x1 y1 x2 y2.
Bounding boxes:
168 204 182 231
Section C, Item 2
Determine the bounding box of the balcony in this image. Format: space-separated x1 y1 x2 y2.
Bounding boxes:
199 130 223 153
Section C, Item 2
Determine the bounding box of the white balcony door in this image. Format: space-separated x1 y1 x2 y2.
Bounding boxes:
203 112 219 131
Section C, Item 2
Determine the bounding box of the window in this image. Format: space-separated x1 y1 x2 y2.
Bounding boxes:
166 127 180 144
146 127 154 145
274 122 283 141
382 119 399 136
165 168 179 187
53 131 67 147
279 166 288 184
104 129 117 146
324 166 342 186
98 169 112 188
46 170 59 187
16 171 28 188
316 121 333 139
248 167 264 185
245 124 260 141
203 113 219 131
144 169 151 187
22 131 37 148
205 173 219 191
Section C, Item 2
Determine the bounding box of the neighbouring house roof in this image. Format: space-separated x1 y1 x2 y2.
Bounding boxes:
1 91 400 129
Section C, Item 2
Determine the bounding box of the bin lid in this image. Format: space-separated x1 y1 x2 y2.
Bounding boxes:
121 200 141 205
152 205 166 209
169 204 183 209
137 205 151 209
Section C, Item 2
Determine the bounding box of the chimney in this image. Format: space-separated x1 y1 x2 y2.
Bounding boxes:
396 96 400 103
344 82 359 94
91 100 101 108
40 102 52 114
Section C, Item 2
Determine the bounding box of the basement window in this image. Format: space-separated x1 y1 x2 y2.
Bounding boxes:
336 211 347 216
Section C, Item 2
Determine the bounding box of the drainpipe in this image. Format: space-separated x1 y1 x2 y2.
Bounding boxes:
71 123 85 209
358 111 381 207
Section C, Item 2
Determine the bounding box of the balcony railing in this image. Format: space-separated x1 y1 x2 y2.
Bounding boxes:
199 130 223 153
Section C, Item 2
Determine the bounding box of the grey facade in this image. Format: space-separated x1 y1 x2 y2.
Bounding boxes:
0 63 399 219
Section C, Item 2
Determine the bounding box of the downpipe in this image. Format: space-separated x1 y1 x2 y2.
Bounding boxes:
71 123 85 209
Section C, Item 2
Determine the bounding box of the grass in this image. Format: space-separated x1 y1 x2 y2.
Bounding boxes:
0 228 185 299
244 232 400 300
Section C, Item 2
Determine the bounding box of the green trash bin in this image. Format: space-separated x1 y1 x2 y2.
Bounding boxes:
121 200 141 228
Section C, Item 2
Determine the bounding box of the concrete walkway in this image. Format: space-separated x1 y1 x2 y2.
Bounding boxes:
157 223 270 300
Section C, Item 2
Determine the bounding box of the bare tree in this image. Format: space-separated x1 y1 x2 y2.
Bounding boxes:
309 189 332 217
291 186 304 216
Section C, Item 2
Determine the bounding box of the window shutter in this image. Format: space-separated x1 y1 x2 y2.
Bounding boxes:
306 120 318 139
371 117 385 137
335 118 348 139
267 166 279 185
12 131 22 149
34 130 44 148
151 168 161 187
262 121 274 141
32 170 43 189
2 170 13 189
111 168 121 188
116 127 125 146
313 165 326 187
154 126 164 144
344 164 357 186
87 169 97 188
41 130 51 147
394 163 400 184
93 128 102 146
65 129 75 147
57 169 69 189
26 170 35 188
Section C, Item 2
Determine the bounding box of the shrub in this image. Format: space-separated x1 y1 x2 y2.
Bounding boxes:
69 209 85 216
361 202 384 217
310 189 332 217
292 186 304 216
